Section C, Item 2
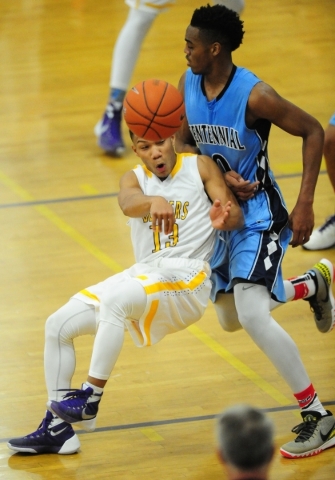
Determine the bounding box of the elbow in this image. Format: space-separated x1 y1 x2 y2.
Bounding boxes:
120 205 132 217
226 211 244 231
118 200 129 217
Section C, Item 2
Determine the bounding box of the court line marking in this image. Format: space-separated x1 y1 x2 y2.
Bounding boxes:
0 170 123 274
2 401 335 443
0 170 327 210
188 324 292 406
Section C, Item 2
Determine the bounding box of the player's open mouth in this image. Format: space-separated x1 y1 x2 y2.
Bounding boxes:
156 163 166 172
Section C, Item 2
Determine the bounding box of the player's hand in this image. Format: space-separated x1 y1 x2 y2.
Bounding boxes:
288 203 314 247
224 171 260 201
210 199 232 229
150 197 175 235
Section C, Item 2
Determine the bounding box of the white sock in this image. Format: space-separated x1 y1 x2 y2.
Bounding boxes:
286 272 316 300
303 394 327 416
83 381 103 401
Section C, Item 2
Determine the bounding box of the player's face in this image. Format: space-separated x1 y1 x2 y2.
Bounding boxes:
131 136 177 181
184 26 213 75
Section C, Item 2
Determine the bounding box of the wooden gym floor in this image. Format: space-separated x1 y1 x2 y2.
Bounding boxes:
0 0 334 478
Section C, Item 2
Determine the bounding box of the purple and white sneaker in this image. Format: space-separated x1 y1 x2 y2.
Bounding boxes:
95 102 125 156
7 411 80 454
49 386 102 432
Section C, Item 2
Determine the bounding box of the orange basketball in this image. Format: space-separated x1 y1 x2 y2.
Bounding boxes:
123 79 185 141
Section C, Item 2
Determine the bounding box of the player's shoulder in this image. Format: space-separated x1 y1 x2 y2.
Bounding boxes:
248 81 283 114
196 154 216 179
197 154 213 167
119 168 141 187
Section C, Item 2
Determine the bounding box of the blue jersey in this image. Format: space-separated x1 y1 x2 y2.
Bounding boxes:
185 66 267 181
184 66 291 302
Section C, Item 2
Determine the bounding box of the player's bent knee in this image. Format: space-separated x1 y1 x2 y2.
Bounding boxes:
218 316 242 332
45 311 63 339
214 293 242 332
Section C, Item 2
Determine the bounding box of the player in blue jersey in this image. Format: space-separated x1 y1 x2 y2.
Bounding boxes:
175 4 335 459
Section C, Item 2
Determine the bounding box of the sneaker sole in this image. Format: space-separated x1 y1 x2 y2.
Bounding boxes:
303 239 335 250
280 434 335 458
318 258 335 333
7 434 81 455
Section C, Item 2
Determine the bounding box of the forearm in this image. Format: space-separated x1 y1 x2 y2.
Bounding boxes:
221 205 244 231
119 193 153 218
297 130 324 205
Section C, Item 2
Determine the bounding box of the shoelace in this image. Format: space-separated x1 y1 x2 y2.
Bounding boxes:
57 388 92 398
291 418 318 442
319 215 335 232
55 388 92 405
27 414 52 437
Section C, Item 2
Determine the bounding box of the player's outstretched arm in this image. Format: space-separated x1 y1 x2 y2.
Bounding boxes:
197 155 244 231
118 170 175 234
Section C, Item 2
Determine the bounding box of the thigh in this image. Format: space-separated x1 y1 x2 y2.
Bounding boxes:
228 227 290 303
126 259 212 347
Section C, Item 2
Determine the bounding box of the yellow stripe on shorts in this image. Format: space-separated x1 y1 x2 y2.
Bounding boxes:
79 289 100 302
143 299 159 346
142 270 207 295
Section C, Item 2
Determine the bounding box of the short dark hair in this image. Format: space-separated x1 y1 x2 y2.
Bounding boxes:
190 4 244 52
216 405 274 470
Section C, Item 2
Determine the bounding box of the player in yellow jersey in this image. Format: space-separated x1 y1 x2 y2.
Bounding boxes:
8 133 243 454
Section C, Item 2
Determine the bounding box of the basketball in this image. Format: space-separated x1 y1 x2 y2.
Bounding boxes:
123 79 185 141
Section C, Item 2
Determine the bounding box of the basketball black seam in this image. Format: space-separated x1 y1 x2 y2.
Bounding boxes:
143 81 168 138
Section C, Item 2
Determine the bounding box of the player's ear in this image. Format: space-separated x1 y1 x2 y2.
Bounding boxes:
211 42 221 57
131 144 142 159
130 130 140 156
170 135 177 153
